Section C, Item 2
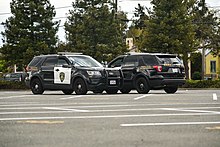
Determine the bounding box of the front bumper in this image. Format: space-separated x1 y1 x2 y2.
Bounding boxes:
86 77 122 91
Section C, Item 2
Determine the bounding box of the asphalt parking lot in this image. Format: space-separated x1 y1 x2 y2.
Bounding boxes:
0 89 220 147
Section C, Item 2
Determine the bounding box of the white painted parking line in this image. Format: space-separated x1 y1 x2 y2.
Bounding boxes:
0 95 39 99
213 93 218 101
1 112 220 121
134 94 153 100
120 121 220 127
162 108 220 114
60 95 85 100
43 107 90 112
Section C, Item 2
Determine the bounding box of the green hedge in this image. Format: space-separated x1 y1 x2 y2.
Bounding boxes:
0 81 28 90
0 80 220 90
183 80 220 88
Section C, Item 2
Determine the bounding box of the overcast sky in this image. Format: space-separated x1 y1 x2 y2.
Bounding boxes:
0 0 220 46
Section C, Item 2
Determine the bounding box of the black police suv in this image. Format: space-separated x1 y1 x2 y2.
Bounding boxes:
108 52 185 94
25 52 122 95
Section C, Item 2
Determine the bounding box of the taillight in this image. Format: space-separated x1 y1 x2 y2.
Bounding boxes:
153 65 162 72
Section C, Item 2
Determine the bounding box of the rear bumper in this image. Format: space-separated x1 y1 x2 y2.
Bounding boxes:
162 78 186 86
149 76 185 88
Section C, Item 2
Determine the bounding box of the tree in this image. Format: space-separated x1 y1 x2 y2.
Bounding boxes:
0 0 59 70
65 0 127 62
192 0 220 79
134 0 196 79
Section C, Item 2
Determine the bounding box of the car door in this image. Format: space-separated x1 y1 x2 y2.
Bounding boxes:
54 58 71 85
122 56 138 80
40 56 58 86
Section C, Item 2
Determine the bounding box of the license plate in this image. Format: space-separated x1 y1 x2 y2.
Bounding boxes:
109 80 116 85
172 68 179 73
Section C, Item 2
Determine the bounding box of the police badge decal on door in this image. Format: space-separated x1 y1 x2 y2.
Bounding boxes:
54 67 71 84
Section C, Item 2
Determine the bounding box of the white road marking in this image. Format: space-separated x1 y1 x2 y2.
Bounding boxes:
162 108 220 114
43 107 90 112
213 93 218 101
60 95 84 100
0 106 220 114
0 95 38 99
134 94 153 100
0 112 220 121
120 121 220 127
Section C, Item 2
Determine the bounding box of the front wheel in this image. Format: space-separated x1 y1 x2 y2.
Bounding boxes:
164 86 178 94
135 77 150 94
30 78 44 94
73 78 87 95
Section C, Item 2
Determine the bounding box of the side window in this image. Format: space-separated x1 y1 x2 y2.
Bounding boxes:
124 56 138 67
42 57 57 66
57 58 69 66
109 57 124 68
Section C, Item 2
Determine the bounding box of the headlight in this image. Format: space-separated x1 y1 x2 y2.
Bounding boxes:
87 71 101 76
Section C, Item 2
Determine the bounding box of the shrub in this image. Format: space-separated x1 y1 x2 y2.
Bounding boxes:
0 81 28 90
183 80 220 88
192 72 202 80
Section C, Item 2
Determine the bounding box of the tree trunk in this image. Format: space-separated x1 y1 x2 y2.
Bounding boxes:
183 54 189 80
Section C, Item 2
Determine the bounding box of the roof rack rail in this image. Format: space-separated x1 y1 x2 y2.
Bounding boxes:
58 52 83 55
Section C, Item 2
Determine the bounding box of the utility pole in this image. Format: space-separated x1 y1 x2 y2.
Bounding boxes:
115 0 118 12
201 41 206 80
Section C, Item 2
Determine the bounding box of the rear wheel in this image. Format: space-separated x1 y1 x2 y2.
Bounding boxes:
135 77 150 94
30 78 44 94
106 88 118 94
62 89 74 95
164 86 178 94
74 78 87 95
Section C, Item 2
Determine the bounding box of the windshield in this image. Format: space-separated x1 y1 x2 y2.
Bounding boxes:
68 56 103 67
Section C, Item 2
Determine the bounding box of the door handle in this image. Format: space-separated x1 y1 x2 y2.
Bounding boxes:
55 69 59 72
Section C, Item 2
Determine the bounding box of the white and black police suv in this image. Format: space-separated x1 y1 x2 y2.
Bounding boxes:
25 52 122 95
108 52 186 94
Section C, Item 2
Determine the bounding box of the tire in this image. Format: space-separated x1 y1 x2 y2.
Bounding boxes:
73 78 87 95
62 89 74 95
106 88 118 94
93 90 104 94
164 86 178 94
120 88 131 94
135 77 150 94
30 78 44 94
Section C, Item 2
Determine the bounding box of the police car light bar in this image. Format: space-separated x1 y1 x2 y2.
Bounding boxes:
58 52 83 55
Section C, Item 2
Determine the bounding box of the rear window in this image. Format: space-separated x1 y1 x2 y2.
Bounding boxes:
156 55 182 64
28 57 42 66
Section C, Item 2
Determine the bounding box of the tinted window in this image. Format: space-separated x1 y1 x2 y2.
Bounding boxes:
28 57 42 66
141 55 159 65
109 57 124 67
58 58 69 66
156 55 182 64
124 56 138 66
42 57 57 66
